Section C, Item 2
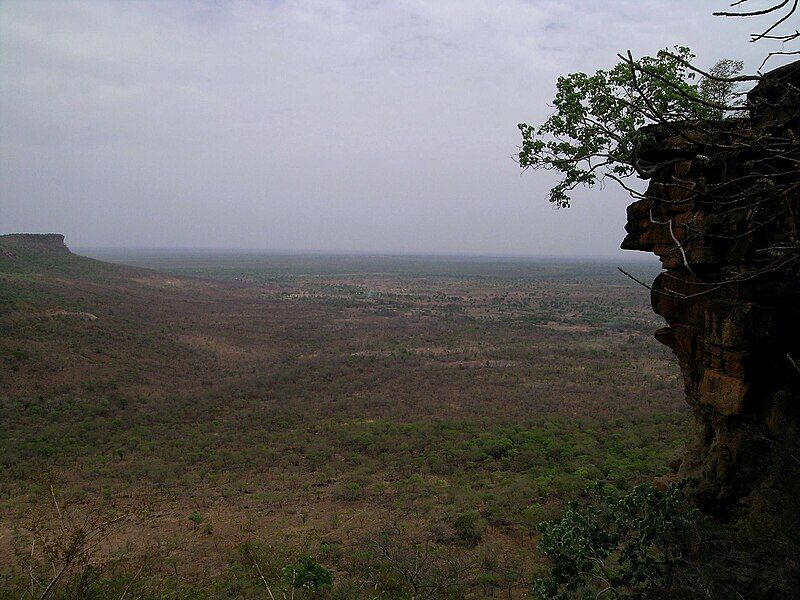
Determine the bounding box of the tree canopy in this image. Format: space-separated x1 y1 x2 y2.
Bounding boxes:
517 47 745 208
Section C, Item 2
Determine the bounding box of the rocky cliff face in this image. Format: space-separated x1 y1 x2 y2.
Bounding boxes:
0 233 70 257
621 62 800 514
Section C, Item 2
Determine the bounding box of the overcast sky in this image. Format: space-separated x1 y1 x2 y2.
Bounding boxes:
0 1 784 256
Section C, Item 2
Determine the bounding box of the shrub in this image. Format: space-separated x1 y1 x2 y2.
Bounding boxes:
532 481 703 599
452 510 485 545
282 556 333 590
483 436 514 459
188 511 203 530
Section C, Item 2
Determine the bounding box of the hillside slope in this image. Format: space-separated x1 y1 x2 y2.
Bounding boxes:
0 233 129 276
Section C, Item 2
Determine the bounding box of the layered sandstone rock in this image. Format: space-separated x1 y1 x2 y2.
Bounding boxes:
621 61 800 513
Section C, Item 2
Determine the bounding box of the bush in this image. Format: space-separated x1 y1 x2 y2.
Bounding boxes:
282 556 333 590
532 481 704 599
452 510 485 545
483 436 514 459
188 511 204 529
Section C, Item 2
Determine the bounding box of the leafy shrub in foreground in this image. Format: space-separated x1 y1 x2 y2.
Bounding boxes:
532 480 703 599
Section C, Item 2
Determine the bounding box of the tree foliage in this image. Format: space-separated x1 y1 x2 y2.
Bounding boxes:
699 58 746 115
532 481 705 599
517 47 744 208
282 556 334 591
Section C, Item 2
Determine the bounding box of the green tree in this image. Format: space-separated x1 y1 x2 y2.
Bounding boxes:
452 510 485 545
282 556 333 591
517 47 744 208
532 481 704 599
699 58 745 118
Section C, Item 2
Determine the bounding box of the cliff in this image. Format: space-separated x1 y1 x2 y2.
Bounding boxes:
0 233 70 257
0 234 139 280
621 62 800 514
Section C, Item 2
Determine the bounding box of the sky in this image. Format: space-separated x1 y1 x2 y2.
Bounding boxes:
0 1 787 256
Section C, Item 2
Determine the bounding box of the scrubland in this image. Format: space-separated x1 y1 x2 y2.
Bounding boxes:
0 246 685 598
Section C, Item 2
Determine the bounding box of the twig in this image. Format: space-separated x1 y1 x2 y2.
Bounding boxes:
50 487 66 535
118 562 145 600
787 353 800 377
249 552 276 600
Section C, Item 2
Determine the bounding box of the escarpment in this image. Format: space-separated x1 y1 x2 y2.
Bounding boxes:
622 61 800 515
0 233 70 254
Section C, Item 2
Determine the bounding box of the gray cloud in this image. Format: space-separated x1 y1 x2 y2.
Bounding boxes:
0 1 780 256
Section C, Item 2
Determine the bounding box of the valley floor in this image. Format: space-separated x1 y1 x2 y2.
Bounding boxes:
0 247 685 598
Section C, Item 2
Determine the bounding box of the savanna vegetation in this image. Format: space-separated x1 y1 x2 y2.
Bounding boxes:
0 241 687 598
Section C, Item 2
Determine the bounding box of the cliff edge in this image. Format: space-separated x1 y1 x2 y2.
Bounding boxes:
0 233 70 257
622 62 800 515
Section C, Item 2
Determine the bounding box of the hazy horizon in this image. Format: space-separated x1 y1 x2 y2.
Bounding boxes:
1 1 785 257
77 244 659 262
